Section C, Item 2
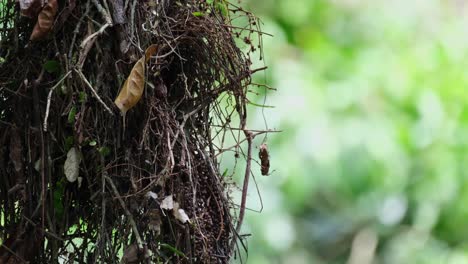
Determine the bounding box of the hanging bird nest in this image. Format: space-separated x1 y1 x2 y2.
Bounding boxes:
0 0 269 263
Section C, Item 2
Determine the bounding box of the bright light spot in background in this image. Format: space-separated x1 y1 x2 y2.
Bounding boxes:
448 251 468 264
295 116 338 164
413 202 439 232
377 194 407 226
269 57 321 126
263 215 295 251
412 90 445 148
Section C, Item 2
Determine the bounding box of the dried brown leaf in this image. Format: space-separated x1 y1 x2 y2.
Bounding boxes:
174 207 190 224
30 0 58 41
259 143 270 176
114 44 158 115
160 195 174 210
64 147 81 182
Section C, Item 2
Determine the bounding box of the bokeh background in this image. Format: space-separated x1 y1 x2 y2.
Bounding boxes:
228 0 468 263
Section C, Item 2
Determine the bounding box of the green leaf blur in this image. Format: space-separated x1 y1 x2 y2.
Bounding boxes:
235 0 468 263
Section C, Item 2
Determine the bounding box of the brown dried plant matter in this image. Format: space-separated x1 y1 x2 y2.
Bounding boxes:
29 0 58 41
115 44 158 115
259 143 270 176
0 0 271 263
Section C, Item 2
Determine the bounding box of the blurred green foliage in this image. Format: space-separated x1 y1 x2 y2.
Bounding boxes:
231 0 468 263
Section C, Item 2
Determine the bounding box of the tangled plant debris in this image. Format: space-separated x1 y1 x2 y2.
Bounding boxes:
0 0 273 263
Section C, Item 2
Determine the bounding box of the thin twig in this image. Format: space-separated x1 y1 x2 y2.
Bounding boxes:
69 0 91 59
99 158 107 258
23 216 64 241
214 130 276 157
91 0 113 24
74 69 114 115
211 126 281 133
233 130 252 236
102 0 112 20
32 69 47 236
129 0 137 44
43 71 72 132
79 22 111 49
105 175 144 250
249 66 267 75
0 244 28 263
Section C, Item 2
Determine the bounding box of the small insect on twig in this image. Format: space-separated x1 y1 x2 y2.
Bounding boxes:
258 143 270 176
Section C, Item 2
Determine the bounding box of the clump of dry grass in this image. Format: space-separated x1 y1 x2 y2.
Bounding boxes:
0 0 269 263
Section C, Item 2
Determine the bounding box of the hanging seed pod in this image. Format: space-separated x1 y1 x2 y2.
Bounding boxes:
259 143 270 176
30 0 58 41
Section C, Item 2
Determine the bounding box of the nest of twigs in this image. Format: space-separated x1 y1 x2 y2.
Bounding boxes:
0 0 266 263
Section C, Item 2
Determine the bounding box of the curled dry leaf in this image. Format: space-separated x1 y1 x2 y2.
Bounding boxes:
172 201 190 224
160 195 190 223
34 158 41 172
114 44 158 115
30 0 58 41
64 147 81 182
160 195 174 210
19 0 44 18
174 208 190 224
146 191 158 200
259 143 270 176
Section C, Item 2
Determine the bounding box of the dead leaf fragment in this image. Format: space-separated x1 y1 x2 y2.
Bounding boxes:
160 195 174 210
259 143 270 176
114 44 158 115
30 0 58 41
64 147 81 182
172 202 190 224
34 158 41 172
160 195 190 223
174 208 190 224
146 191 158 200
